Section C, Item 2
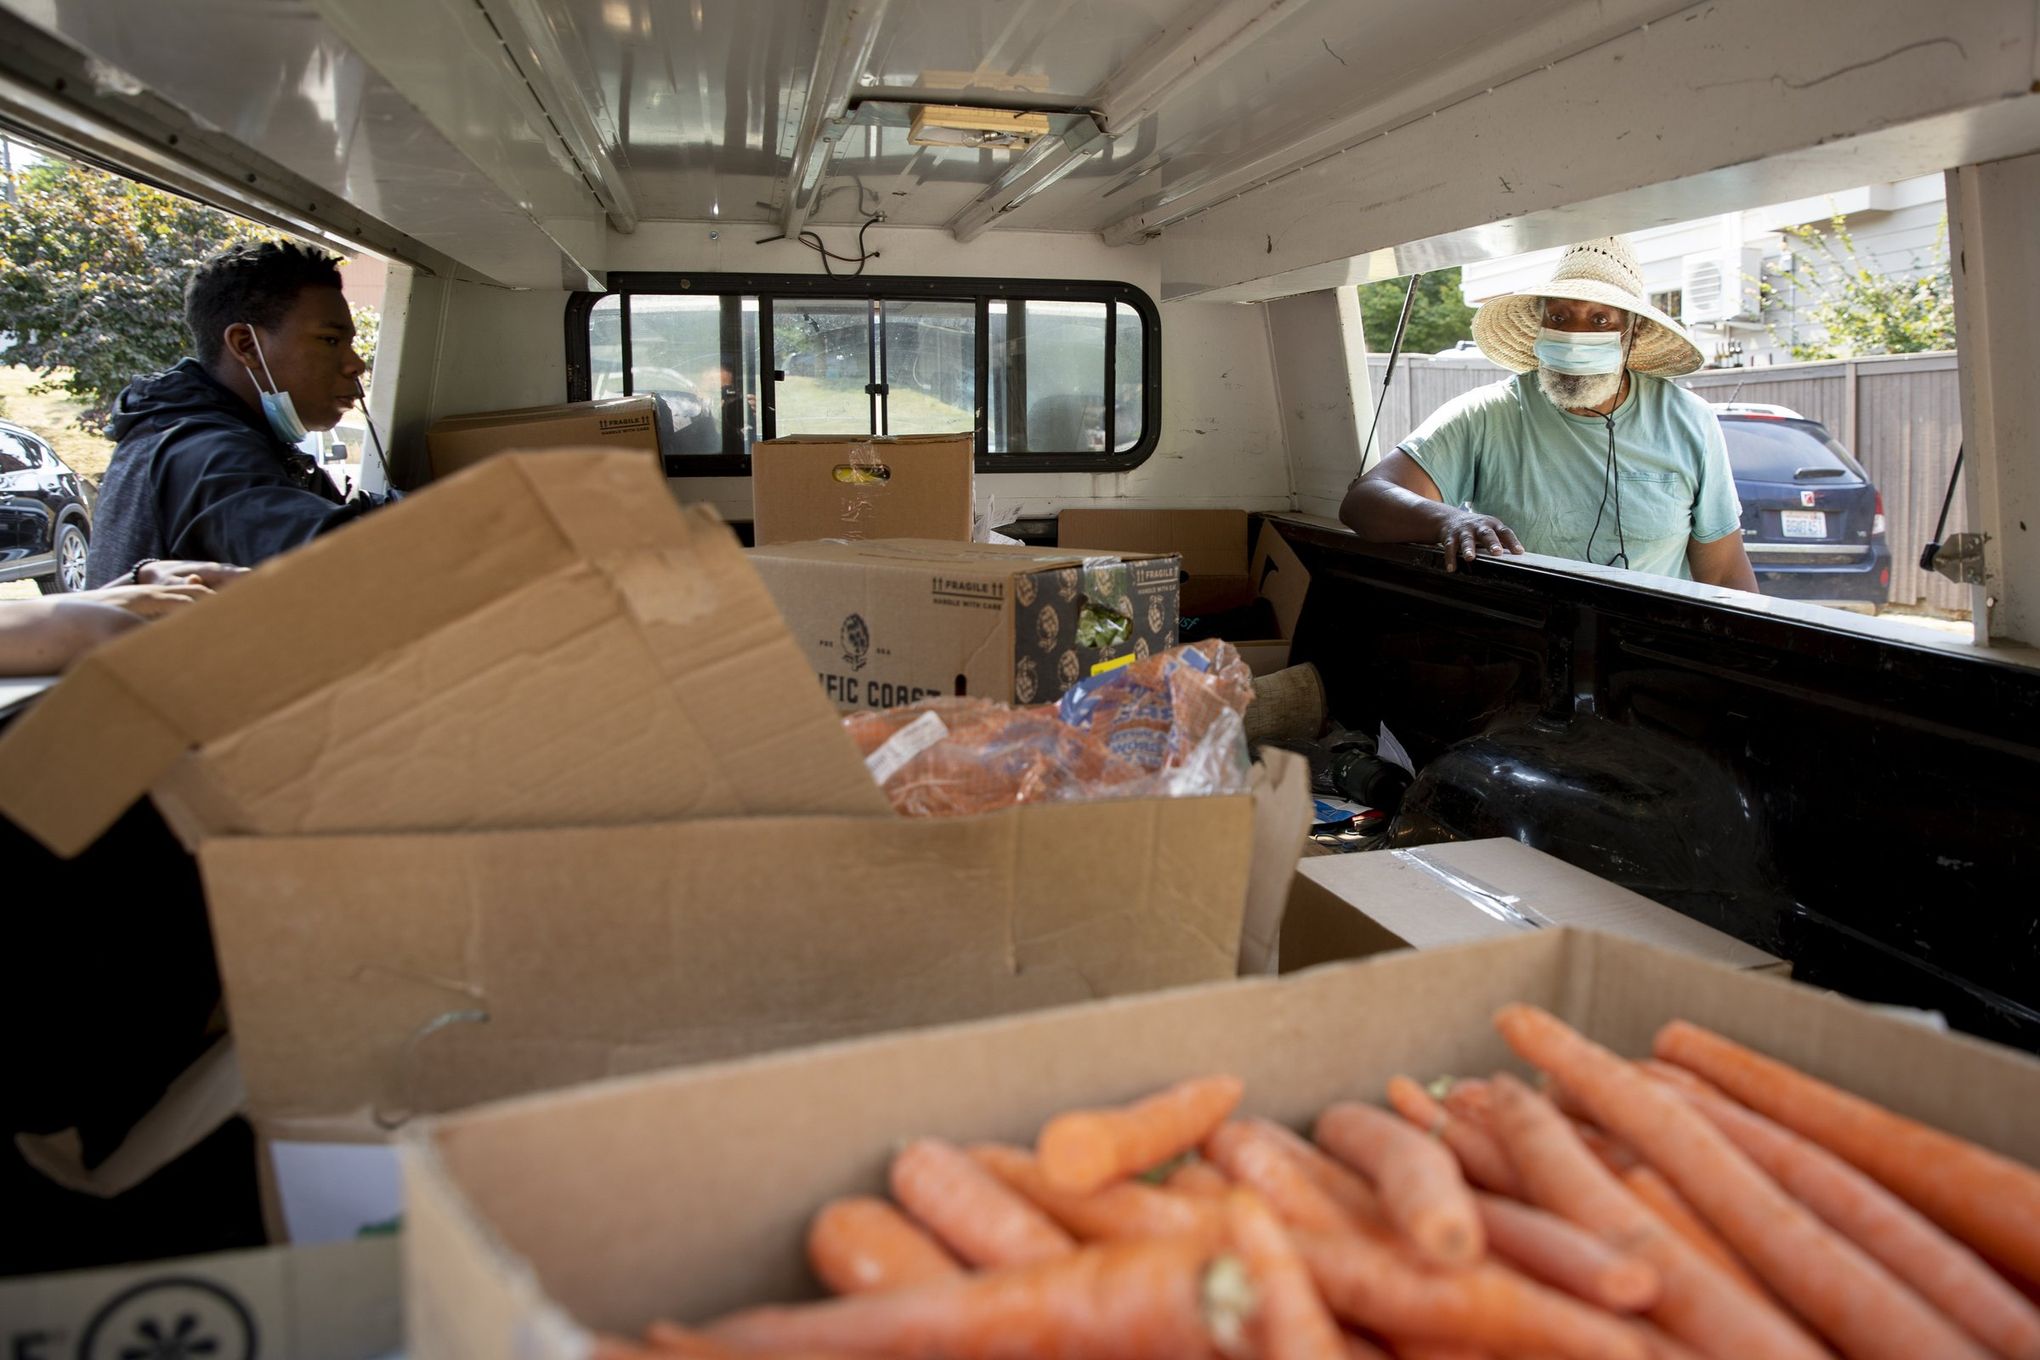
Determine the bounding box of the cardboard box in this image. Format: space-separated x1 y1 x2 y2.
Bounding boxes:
1058 509 1310 676
398 930 2040 1353
748 539 1182 709
0 449 1304 1220
1281 839 1787 975
0 451 887 857
426 397 660 479
0 1236 399 1360
196 789 1274 1145
752 432 975 546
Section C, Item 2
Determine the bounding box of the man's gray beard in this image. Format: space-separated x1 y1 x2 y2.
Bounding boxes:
1537 366 1623 410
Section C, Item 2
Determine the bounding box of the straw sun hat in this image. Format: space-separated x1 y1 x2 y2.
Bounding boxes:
1470 235 1705 378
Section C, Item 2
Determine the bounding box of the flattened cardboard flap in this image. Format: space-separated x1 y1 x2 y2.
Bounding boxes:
1251 522 1311 641
0 451 883 855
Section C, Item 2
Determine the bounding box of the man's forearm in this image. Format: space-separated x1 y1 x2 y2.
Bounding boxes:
1340 478 1457 543
0 600 136 676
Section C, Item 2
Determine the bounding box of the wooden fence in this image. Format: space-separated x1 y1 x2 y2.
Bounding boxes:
1364 351 1965 611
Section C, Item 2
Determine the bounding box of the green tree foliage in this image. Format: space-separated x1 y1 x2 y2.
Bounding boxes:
351 301 380 391
0 158 270 426
1356 267 1479 355
1763 214 1956 361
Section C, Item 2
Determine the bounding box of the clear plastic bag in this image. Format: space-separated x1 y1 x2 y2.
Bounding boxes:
845 640 1257 817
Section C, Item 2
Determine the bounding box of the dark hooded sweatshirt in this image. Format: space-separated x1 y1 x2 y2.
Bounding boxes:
84 358 373 587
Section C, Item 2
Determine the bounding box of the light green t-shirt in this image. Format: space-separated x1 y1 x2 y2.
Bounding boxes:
1399 372 1743 580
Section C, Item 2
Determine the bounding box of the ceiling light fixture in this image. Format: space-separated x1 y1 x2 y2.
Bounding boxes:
909 105 1052 151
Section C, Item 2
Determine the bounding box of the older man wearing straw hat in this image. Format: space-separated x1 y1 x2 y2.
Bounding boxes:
1341 236 1756 590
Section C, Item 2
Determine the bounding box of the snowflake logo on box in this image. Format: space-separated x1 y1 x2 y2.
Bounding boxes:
1014 655 1039 704
1147 597 1165 636
1036 605 1061 652
1057 650 1081 689
1136 636 1152 661
1015 574 1037 608
80 1277 257 1360
840 614 871 671
1056 568 1081 601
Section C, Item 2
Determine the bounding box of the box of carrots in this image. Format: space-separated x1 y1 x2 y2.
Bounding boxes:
399 928 2040 1360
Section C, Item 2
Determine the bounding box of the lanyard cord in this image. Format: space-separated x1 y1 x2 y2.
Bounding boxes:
1584 412 1629 569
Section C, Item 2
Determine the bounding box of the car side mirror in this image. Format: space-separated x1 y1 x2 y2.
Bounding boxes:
325 441 350 464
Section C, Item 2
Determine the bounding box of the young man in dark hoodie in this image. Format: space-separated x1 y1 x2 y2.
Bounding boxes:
85 240 389 588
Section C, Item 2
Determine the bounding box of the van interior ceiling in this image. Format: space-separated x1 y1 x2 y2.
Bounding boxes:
3 0 2040 1259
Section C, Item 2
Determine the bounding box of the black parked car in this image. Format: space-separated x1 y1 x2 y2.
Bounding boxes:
0 419 94 595
1713 403 1892 607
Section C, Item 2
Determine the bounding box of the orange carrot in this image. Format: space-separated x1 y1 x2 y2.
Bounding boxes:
639 1324 876 1358
1297 1229 1649 1360
1342 1334 1395 1360
1441 1079 1496 1129
1615 1166 1764 1297
1315 1102 1484 1267
1657 1018 2040 1290
704 1235 1236 1360
890 1137 1076 1269
1386 1076 1522 1197
1484 1073 1826 1360
970 1142 1224 1246
1643 1061 2040 1360
1037 1075 1245 1195
1207 1119 1359 1237
1475 1192 1659 1313
1498 1004 1989 1360
1573 1121 1638 1175
806 1195 964 1295
1385 1345 1488 1360
1228 1189 1347 1360
1256 1119 1382 1225
1167 1158 1235 1200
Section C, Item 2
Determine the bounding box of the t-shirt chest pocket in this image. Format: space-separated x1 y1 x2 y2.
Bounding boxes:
1613 470 1692 540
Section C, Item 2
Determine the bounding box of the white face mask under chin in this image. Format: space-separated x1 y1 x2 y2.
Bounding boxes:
239 327 310 445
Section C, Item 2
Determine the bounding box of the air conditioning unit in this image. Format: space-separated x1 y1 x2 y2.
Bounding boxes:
1680 247 1765 324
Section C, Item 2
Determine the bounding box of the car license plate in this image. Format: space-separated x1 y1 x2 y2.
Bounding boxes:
1781 510 1827 539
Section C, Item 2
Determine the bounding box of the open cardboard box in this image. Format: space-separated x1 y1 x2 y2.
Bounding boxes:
0 449 1308 1201
199 778 1299 1146
0 1236 399 1360
425 397 661 480
751 432 976 545
398 929 2040 1355
1281 839 1786 976
1058 509 1309 676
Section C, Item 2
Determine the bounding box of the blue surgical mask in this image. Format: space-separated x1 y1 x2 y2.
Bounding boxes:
1534 327 1626 376
240 327 310 445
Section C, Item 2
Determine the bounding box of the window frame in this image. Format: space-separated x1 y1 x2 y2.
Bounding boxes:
564 272 1162 477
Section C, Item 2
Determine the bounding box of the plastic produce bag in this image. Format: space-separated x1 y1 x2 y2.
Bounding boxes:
845 640 1256 817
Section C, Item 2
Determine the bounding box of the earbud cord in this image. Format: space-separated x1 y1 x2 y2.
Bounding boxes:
1604 413 1628 569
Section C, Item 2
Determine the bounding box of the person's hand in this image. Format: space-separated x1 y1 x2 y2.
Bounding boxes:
1436 510 1525 571
79 582 213 620
136 559 248 589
